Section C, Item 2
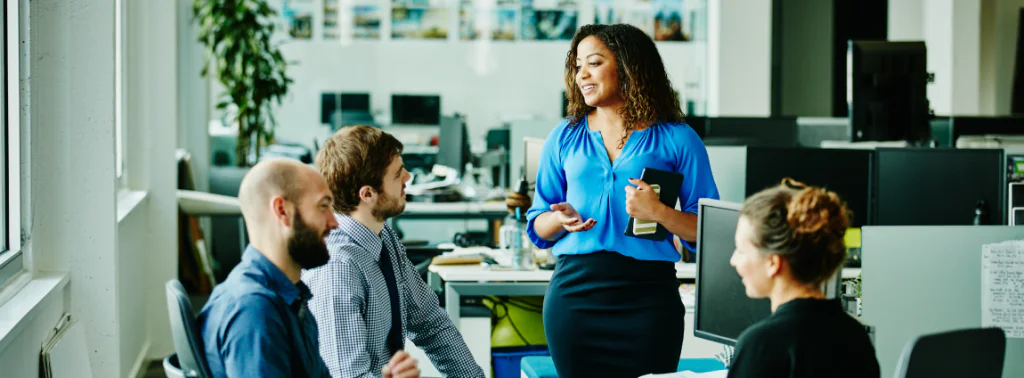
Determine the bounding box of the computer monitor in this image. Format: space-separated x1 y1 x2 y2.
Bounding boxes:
949 116 1024 145
847 41 929 143
744 147 873 227
340 93 370 111
704 117 798 147
693 199 770 346
436 115 469 174
874 148 1006 225
392 94 441 125
524 137 544 190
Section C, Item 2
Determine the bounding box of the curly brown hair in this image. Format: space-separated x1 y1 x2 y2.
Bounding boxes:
740 178 851 287
564 24 684 147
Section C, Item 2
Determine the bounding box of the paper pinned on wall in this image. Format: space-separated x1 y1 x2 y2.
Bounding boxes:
981 240 1024 339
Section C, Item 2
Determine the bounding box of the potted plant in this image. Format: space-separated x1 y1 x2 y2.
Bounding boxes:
194 0 293 166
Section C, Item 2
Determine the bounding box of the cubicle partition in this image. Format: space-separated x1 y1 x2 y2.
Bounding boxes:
860 226 1024 377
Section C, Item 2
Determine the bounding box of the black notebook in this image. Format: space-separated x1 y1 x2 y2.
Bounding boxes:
624 167 684 241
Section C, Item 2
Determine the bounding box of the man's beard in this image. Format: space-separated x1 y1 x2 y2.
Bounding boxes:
288 211 331 270
371 190 405 221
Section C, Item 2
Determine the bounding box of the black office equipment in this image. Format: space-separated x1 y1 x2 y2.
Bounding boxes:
392 94 441 125
693 199 770 346
321 92 339 124
624 168 683 241
684 116 707 140
437 114 470 174
949 116 1024 144
873 148 1006 225
744 147 873 227
340 92 370 111
847 41 930 143
704 117 798 147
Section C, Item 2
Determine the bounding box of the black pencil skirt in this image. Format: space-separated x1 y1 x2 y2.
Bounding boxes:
543 251 685 378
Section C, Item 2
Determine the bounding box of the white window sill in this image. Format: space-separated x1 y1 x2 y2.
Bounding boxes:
117 189 149 223
0 272 69 354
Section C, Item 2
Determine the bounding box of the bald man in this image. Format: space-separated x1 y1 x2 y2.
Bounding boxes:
197 159 420 378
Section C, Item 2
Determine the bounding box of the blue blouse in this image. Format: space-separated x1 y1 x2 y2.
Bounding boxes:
525 117 720 262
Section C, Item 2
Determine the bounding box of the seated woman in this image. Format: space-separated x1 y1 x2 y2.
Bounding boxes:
727 179 880 378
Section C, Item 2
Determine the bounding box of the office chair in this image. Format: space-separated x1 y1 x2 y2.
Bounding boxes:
893 327 1006 378
165 280 213 378
163 354 186 378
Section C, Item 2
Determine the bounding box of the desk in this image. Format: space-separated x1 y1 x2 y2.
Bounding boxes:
394 201 509 242
428 260 861 329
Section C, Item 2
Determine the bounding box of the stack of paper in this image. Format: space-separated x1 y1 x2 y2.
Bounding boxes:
40 314 93 378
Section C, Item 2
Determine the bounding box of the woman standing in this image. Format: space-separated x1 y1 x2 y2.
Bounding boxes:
526 24 719 377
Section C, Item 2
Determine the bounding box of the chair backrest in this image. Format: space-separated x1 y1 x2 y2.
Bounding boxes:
166 280 213 378
893 327 1006 378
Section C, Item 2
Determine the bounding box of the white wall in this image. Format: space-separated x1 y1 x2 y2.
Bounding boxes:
707 0 772 116
890 0 984 115
0 0 180 377
28 1 120 376
777 0 833 117
123 0 181 366
271 40 702 149
983 0 1024 114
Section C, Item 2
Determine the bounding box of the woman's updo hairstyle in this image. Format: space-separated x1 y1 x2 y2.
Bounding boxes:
739 178 851 286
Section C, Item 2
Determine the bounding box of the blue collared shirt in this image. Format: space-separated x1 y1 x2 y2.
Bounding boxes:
526 118 720 262
199 246 330 378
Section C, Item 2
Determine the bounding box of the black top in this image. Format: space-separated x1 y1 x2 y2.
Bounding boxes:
727 298 880 378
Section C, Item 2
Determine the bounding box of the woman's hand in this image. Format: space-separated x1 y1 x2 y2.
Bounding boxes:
550 202 597 232
625 178 668 222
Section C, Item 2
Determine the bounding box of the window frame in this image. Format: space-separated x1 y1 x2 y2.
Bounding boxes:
114 0 126 186
0 0 24 289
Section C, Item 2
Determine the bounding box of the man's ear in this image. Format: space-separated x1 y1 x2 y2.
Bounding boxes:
271 196 292 227
358 185 376 204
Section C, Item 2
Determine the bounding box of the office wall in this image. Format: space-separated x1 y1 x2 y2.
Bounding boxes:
707 0 772 116
124 0 180 365
0 0 180 377
776 0 833 117
270 40 700 148
27 0 121 376
889 0 983 115
988 0 1024 115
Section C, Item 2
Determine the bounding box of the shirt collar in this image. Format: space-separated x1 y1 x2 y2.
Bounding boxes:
242 245 304 306
334 213 385 262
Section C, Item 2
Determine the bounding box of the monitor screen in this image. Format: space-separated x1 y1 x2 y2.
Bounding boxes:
340 93 370 112
744 147 873 227
705 117 798 147
391 94 441 125
524 137 544 189
436 115 469 173
874 148 1006 225
694 199 771 346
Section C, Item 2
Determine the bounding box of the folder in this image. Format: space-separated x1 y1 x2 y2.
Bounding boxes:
625 167 684 241
40 314 93 378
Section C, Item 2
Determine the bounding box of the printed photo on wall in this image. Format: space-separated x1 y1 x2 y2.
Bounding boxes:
324 0 340 39
393 6 449 39
594 0 653 36
459 0 518 41
354 4 382 39
653 0 690 41
521 0 577 40
282 0 314 40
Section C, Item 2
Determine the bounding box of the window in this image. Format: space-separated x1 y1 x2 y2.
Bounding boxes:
114 0 125 183
0 0 23 288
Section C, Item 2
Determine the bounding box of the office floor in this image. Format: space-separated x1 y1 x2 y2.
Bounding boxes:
141 360 164 378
